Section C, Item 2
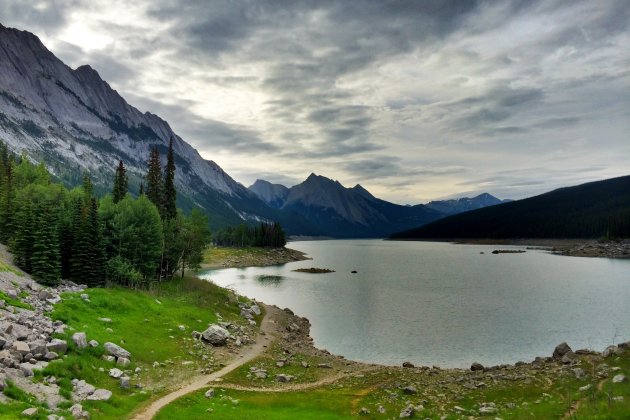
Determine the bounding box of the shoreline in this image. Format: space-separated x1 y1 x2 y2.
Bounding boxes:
202 242 629 371
391 237 630 258
199 246 311 270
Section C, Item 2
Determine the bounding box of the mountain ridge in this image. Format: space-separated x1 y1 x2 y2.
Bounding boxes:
0 23 321 234
249 174 509 238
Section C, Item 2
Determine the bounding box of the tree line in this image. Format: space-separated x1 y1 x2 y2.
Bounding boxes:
0 138 210 287
213 222 287 248
391 175 630 240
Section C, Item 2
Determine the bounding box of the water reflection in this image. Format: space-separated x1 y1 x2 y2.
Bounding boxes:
256 274 285 286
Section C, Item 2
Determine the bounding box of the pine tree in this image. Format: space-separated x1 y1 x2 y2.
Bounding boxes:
163 137 177 220
112 160 128 204
13 197 34 272
31 200 61 285
0 156 15 241
139 182 144 196
146 146 163 215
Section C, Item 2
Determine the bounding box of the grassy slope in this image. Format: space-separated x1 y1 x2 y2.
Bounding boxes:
0 276 246 419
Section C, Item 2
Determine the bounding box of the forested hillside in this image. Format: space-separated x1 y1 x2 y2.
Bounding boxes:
0 139 211 287
391 176 630 240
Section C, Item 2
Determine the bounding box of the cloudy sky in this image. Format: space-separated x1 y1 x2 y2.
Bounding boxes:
2 0 629 203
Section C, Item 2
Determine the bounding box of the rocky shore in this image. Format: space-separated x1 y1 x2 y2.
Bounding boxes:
201 246 310 269
555 239 630 258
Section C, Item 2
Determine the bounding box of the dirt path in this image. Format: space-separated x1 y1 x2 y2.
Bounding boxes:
215 365 380 393
131 307 279 420
561 377 608 419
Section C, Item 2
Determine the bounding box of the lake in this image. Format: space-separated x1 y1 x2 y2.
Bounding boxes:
199 240 630 368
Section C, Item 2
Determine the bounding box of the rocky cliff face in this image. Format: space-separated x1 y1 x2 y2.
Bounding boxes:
0 24 313 231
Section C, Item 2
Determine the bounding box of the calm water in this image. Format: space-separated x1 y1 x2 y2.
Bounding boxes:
199 240 630 368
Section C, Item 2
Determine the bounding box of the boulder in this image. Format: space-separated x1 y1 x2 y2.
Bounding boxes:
201 325 230 346
399 404 415 418
402 386 417 395
21 408 38 417
205 388 215 398
73 380 95 399
471 362 485 372
240 309 253 320
73 332 88 349
120 376 130 388
46 339 68 355
562 351 578 364
20 360 47 376
104 342 131 359
89 339 99 348
275 374 295 383
44 352 58 361
109 368 123 379
26 340 46 356
402 361 415 368
479 402 497 415
613 374 627 383
117 357 131 367
86 389 112 401
553 342 572 359
250 304 261 316
602 345 622 358
12 341 30 355
70 403 90 419
38 289 53 301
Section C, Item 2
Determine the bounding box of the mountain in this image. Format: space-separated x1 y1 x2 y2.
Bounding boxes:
426 193 510 216
0 23 319 234
249 173 443 238
248 180 290 209
391 175 630 240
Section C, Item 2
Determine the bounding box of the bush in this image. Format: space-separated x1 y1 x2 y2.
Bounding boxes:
106 256 142 287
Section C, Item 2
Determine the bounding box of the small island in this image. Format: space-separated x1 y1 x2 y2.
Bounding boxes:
292 267 336 273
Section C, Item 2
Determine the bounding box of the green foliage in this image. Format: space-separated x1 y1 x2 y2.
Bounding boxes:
214 222 286 248
99 194 163 283
145 146 163 215
106 255 142 287
112 160 128 204
163 137 177 220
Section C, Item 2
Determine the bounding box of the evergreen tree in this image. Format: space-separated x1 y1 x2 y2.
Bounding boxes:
163 137 177 220
0 157 15 241
112 160 128 204
139 182 144 196
13 197 35 272
146 146 163 214
70 175 106 286
31 200 61 285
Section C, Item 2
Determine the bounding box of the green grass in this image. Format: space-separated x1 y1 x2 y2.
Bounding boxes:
155 387 355 420
203 246 269 265
223 342 339 387
0 290 32 310
0 260 23 276
1 276 246 419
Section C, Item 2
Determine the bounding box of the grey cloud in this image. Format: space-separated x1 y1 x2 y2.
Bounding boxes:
0 0 77 34
342 157 468 180
125 93 277 155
